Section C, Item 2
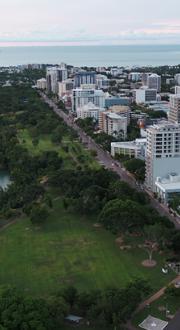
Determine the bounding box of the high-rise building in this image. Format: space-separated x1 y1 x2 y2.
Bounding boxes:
74 71 96 88
110 67 123 77
133 87 157 104
72 86 105 112
46 66 68 94
175 86 180 94
175 73 180 86
147 74 161 92
141 72 151 86
129 72 141 82
169 94 180 123
96 74 110 89
58 79 74 98
76 102 104 121
145 121 180 191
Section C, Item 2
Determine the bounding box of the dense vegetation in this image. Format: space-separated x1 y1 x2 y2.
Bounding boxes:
0 279 151 330
0 68 46 86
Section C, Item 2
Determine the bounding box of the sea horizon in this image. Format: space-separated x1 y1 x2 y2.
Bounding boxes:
1 44 180 67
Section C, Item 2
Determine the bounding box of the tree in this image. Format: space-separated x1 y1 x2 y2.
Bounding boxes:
143 224 160 261
99 199 146 233
0 287 67 330
62 286 78 308
30 205 49 224
51 126 63 145
32 137 39 147
123 158 145 182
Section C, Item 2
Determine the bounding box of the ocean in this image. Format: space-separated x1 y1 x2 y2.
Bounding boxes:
0 45 180 67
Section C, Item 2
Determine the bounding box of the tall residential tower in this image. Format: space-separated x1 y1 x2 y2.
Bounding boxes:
145 122 180 191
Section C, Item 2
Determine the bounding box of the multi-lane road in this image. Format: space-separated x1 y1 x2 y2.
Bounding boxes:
40 92 180 229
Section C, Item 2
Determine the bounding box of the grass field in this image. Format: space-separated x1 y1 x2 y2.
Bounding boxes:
0 199 175 297
18 129 100 170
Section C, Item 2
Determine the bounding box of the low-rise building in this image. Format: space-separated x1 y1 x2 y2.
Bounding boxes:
155 173 180 203
99 112 128 138
108 105 131 124
111 138 147 159
36 78 47 90
105 96 130 108
147 101 170 114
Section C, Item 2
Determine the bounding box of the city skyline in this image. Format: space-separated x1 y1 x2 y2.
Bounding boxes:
1 0 180 46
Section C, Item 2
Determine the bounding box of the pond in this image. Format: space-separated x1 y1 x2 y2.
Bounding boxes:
0 171 11 190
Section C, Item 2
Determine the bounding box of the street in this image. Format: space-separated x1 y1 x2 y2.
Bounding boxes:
40 92 180 230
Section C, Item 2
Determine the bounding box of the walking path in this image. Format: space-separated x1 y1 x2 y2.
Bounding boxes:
126 275 180 330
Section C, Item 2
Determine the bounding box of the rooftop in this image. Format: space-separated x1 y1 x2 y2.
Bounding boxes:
65 315 83 323
148 121 180 131
111 138 147 149
139 315 168 330
77 102 102 111
156 174 180 192
106 112 127 120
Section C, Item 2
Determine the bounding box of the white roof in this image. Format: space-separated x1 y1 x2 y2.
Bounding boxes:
156 174 180 192
111 138 146 150
107 112 126 120
77 102 100 111
139 315 168 330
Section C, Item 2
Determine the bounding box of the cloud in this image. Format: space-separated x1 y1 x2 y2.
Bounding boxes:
1 0 180 45
1 24 180 45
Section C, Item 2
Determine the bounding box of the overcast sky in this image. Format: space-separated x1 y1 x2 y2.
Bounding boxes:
1 0 180 45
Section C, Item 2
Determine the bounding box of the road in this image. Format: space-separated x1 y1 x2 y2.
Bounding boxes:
39 92 180 230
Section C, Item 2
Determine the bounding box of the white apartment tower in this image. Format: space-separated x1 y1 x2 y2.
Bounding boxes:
72 87 105 112
175 73 180 86
147 74 161 92
175 86 180 94
169 94 180 123
145 122 180 191
133 87 157 104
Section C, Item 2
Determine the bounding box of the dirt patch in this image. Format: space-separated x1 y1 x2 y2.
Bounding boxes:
120 245 132 251
93 223 102 228
142 259 157 267
115 236 124 246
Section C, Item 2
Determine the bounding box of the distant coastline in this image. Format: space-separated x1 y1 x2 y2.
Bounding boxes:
0 44 180 67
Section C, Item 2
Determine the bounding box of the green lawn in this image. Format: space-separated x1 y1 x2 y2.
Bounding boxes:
18 129 100 170
0 199 175 297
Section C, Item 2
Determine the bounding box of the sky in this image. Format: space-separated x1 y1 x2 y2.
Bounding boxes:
1 0 180 46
